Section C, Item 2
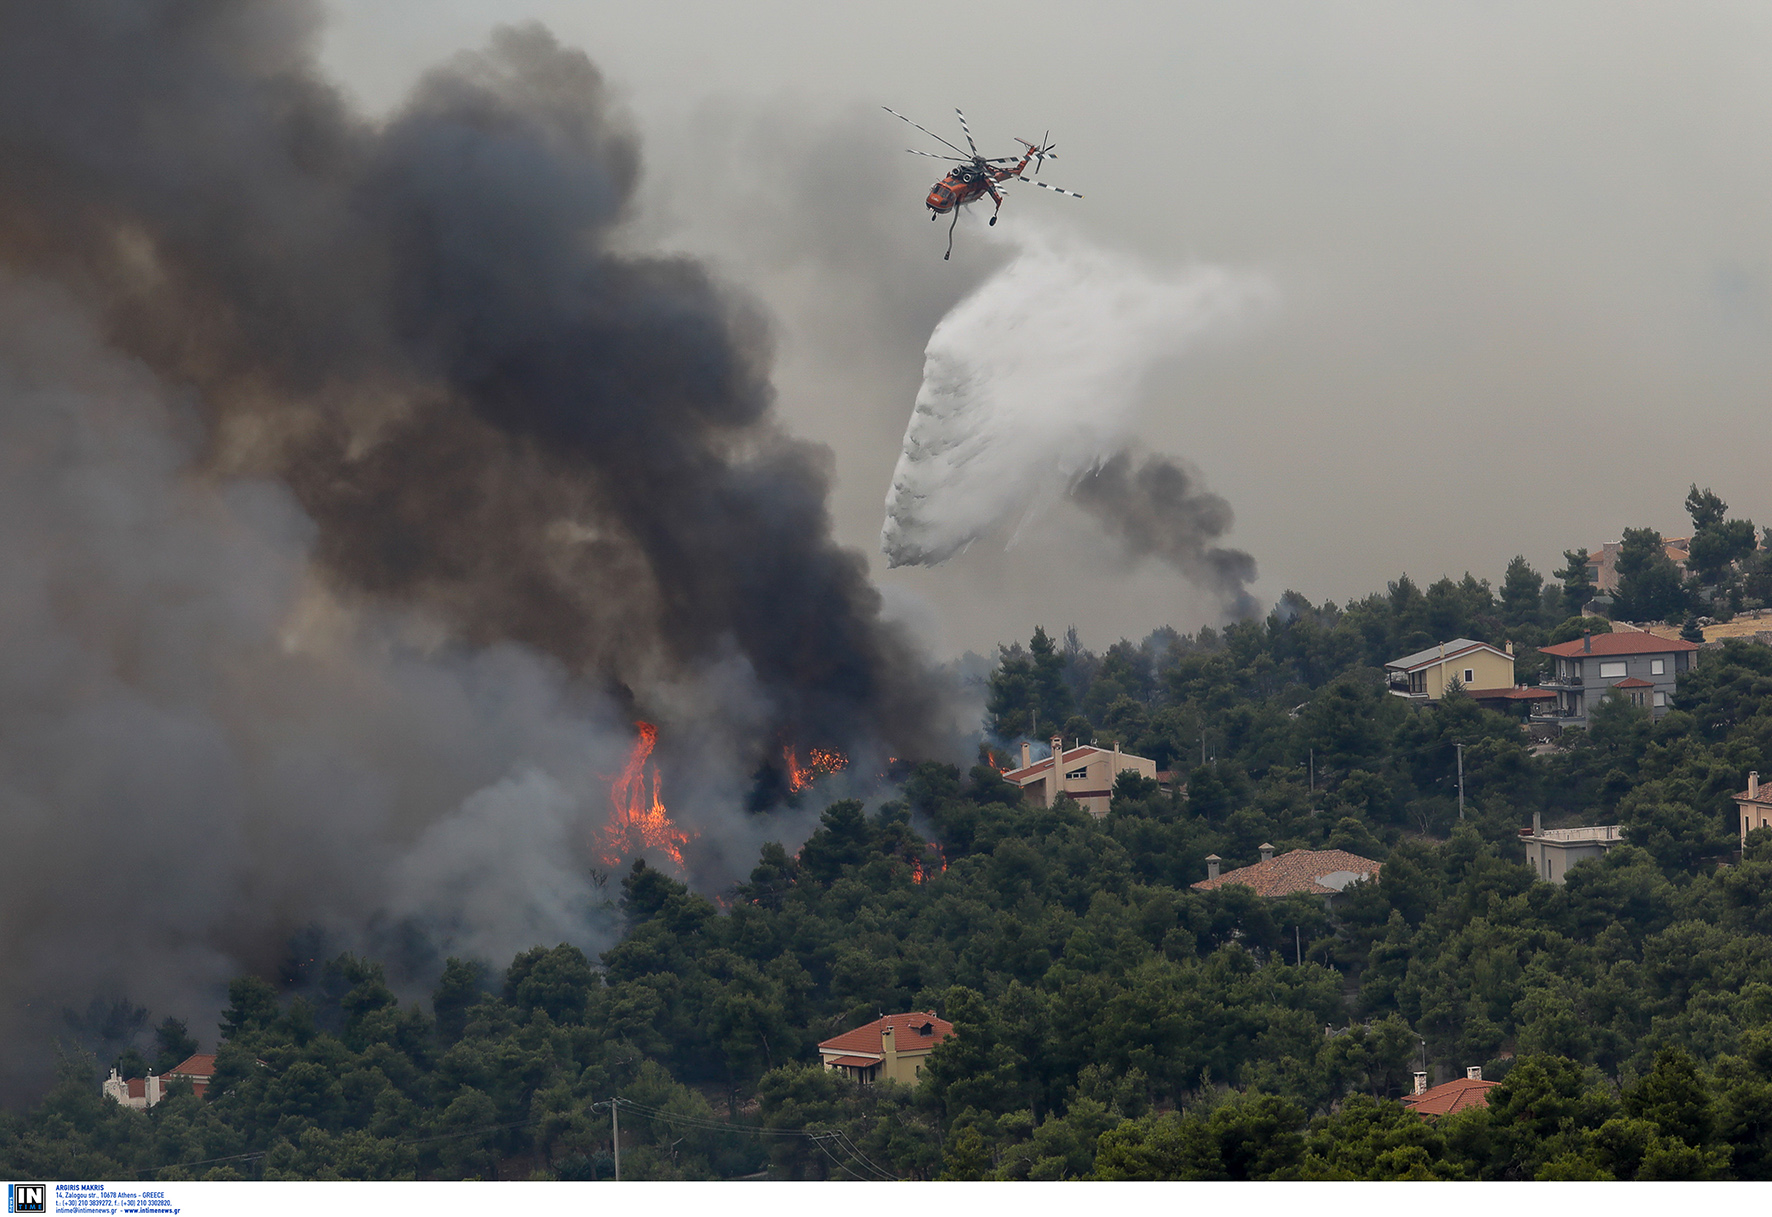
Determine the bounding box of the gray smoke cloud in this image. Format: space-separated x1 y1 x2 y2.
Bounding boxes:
1068 452 1260 619
0 2 959 1098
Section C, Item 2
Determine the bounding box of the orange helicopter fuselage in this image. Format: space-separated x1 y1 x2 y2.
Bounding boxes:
925 151 1035 214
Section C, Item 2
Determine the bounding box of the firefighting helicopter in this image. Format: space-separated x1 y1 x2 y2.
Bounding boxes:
884 106 1083 260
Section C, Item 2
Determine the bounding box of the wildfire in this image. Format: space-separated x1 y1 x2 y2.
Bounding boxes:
911 841 947 885
782 744 848 793
599 722 691 870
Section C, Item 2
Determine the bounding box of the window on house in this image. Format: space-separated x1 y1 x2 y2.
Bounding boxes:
1463 669 1475 684
1065 768 1088 780
1654 691 1666 707
1651 658 1665 675
1599 660 1627 679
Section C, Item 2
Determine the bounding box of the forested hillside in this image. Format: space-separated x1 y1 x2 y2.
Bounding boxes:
7 539 1772 1181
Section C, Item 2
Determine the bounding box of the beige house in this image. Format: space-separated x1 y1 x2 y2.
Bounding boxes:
1519 812 1622 883
102 1053 216 1109
1737 772 1772 852
1586 537 1690 594
1001 735 1159 819
818 1012 954 1085
1385 639 1516 703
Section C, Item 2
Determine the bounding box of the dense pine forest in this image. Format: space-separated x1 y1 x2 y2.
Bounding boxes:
7 493 1772 1181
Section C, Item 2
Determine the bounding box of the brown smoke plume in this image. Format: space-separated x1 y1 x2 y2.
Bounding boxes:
0 2 942 755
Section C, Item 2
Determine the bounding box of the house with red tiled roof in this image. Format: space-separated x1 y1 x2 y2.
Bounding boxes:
1401 1068 1499 1117
1191 846 1381 898
102 1052 216 1110
1001 734 1159 819
818 1012 953 1085
1536 630 1698 726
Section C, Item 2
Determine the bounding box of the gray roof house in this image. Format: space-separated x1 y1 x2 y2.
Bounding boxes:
1535 631 1698 727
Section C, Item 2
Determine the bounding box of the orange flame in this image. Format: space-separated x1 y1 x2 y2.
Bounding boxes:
911 841 947 885
783 744 848 793
599 722 691 869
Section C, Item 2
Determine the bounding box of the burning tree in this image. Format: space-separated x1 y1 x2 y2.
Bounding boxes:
599 722 691 870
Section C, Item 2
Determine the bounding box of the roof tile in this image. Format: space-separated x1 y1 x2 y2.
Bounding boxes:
1192 849 1382 897
817 1012 953 1056
1402 1077 1499 1116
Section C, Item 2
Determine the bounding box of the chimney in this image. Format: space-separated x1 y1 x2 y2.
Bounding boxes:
1505 640 1514 656
1752 771 1761 800
1205 853 1222 881
1532 809 1541 837
146 1072 162 1107
1413 1071 1428 1096
1466 1066 1482 1081
1259 842 1275 863
1047 735 1064 807
1583 630 1592 652
1021 741 1031 769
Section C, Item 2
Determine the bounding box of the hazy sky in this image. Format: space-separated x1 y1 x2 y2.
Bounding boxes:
321 1 1772 657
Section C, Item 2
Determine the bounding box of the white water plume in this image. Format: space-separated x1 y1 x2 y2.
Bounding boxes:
880 228 1270 568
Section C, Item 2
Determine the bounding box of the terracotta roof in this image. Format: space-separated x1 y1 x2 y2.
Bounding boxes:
1735 789 1772 804
1465 687 1557 701
818 1012 954 1056
1003 744 1100 782
1539 633 1698 658
166 1053 216 1078
125 1077 145 1099
1192 848 1382 897
1611 677 1654 689
1003 744 1154 785
825 1055 879 1069
1402 1077 1499 1116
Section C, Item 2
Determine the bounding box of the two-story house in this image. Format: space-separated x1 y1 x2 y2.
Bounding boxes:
1001 735 1159 819
818 1012 954 1084
1535 631 1698 726
1384 639 1517 703
1736 771 1772 852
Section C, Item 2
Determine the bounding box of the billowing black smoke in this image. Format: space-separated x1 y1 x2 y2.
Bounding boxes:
0 1 966 1102
0 2 940 755
1070 452 1260 619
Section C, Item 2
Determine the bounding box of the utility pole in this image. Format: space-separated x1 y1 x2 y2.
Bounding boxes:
1455 743 1465 821
1309 748 1314 796
1201 729 1207 766
612 1097 621 1182
1295 924 1302 967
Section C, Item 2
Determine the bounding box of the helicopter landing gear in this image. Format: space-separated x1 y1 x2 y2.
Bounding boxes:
989 215 997 226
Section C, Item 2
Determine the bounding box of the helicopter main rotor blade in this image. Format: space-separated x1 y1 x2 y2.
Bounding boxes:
1016 177 1084 198
883 107 971 159
904 148 962 160
954 107 980 157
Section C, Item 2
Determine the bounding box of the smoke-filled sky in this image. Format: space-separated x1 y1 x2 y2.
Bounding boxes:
0 0 962 1097
324 1 1772 655
2 0 1770 1100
